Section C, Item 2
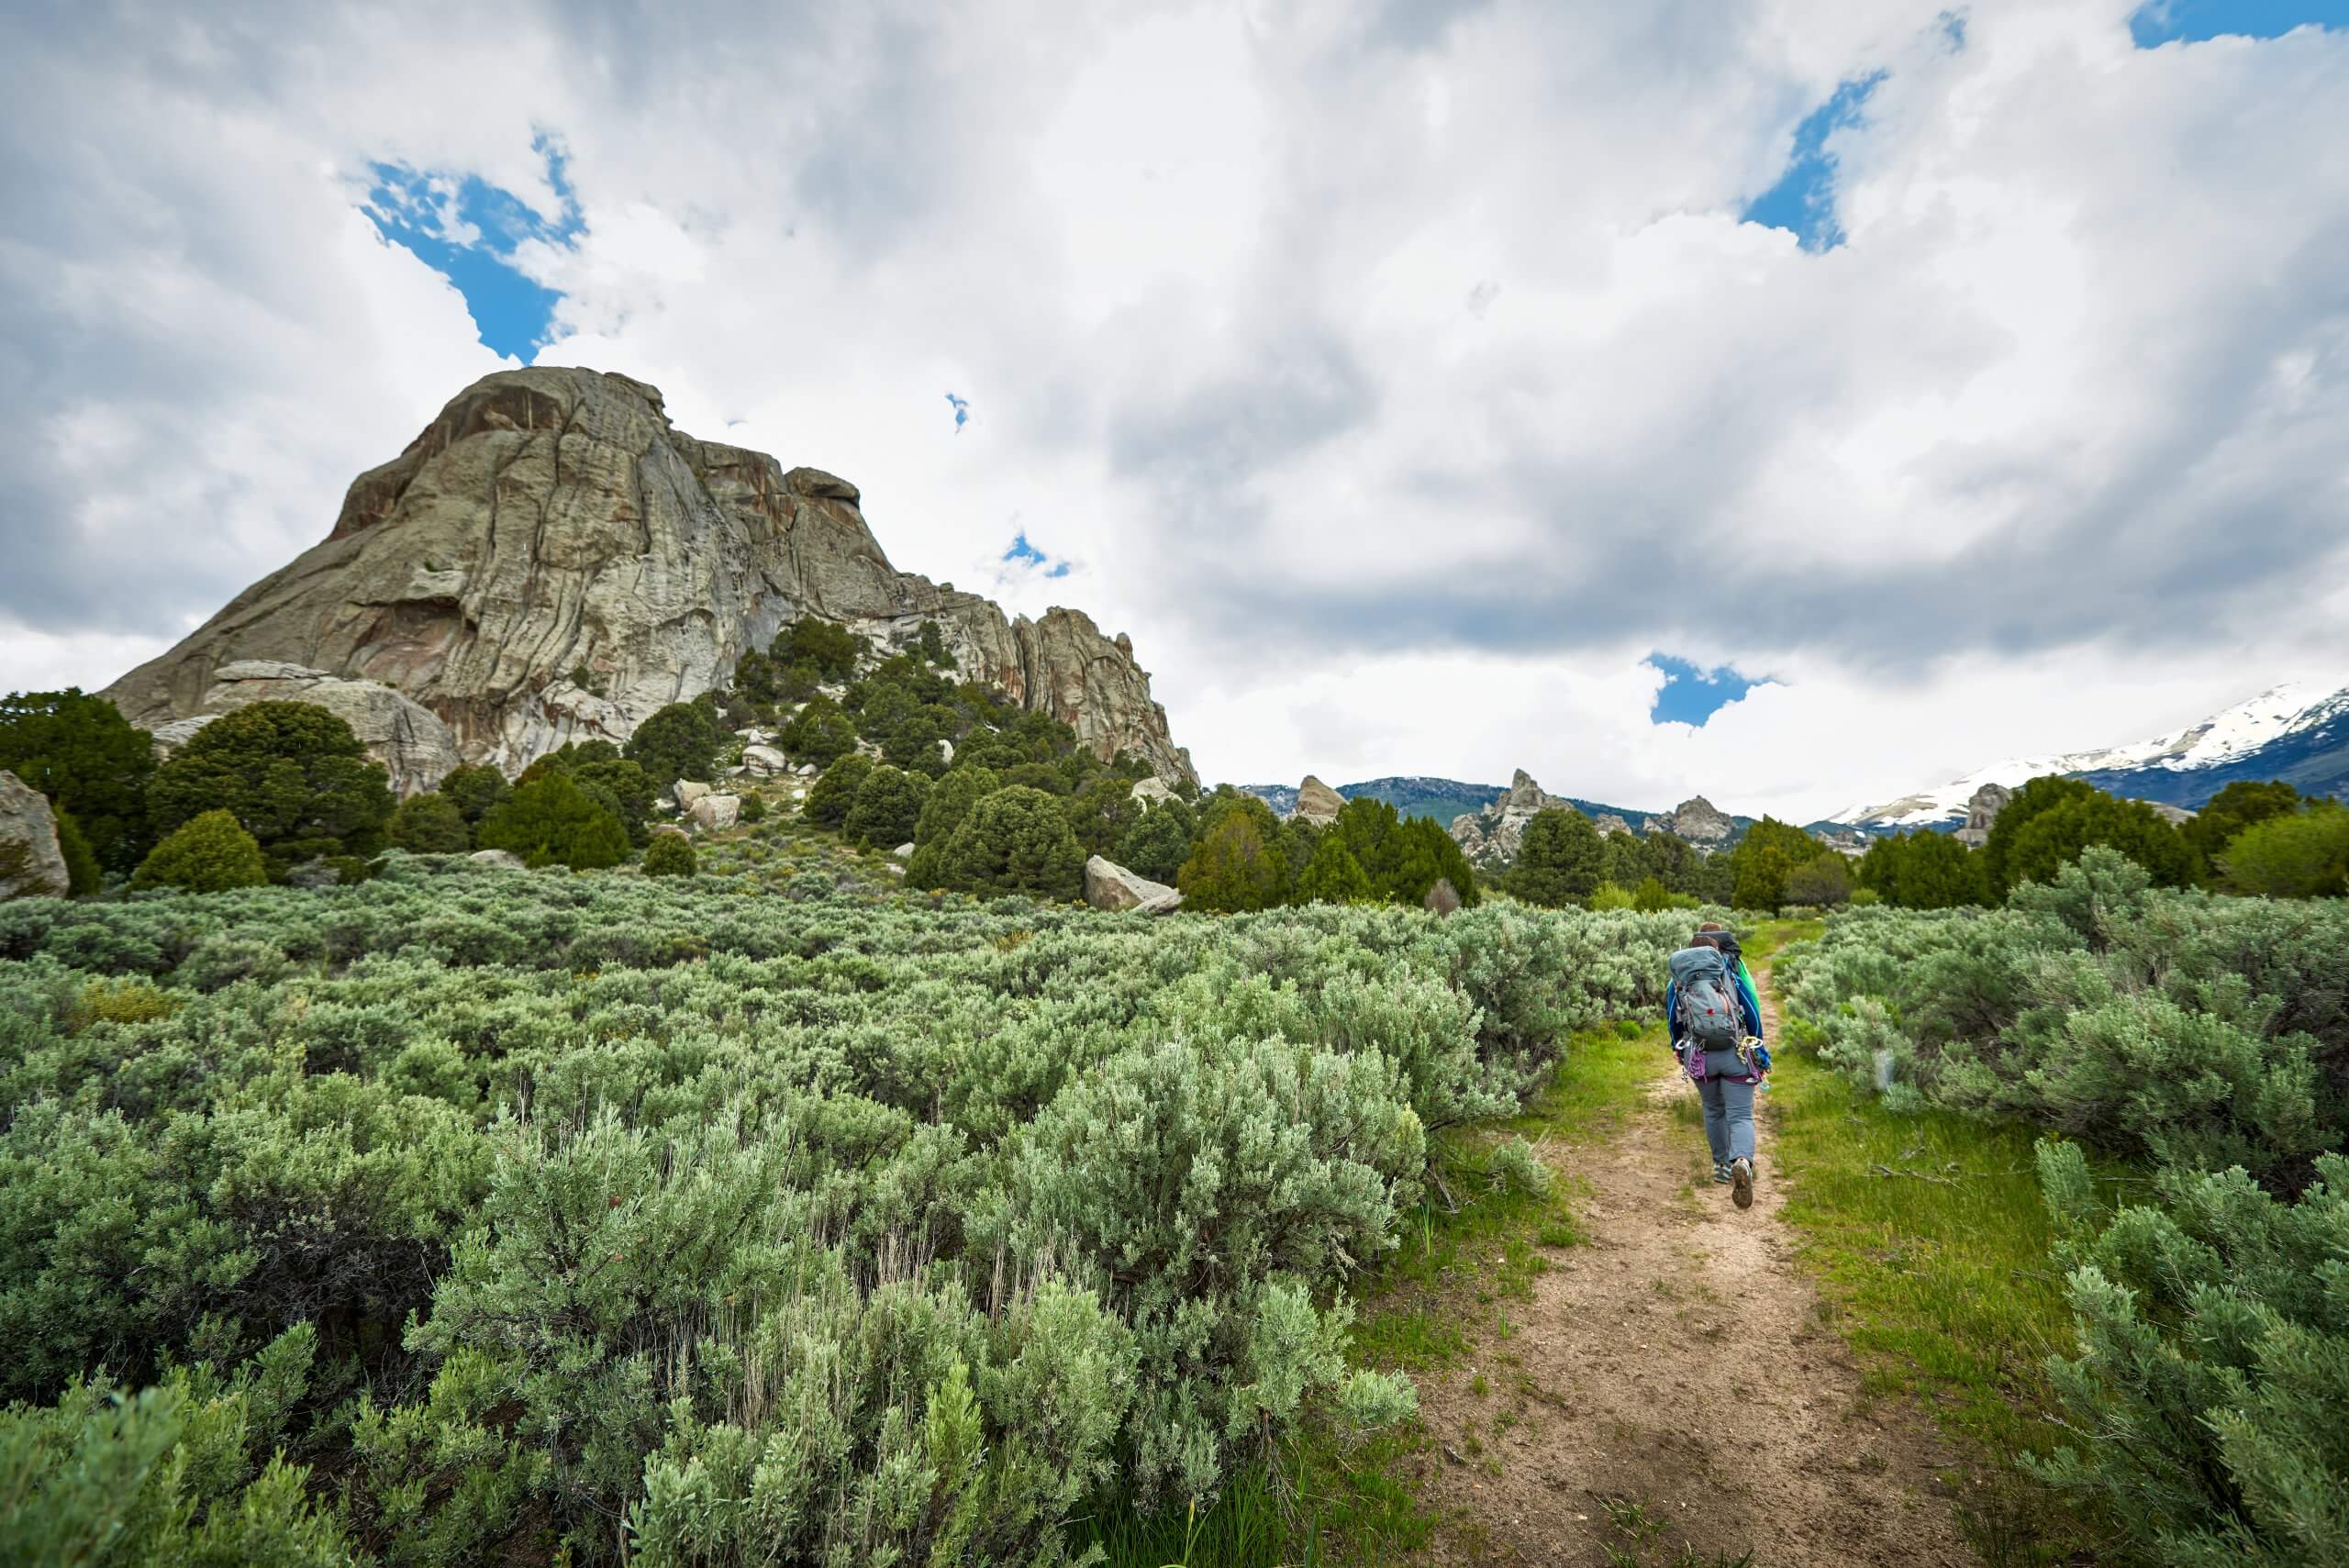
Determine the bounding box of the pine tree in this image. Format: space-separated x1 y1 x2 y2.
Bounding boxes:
1510 808 1606 907
939 785 1085 898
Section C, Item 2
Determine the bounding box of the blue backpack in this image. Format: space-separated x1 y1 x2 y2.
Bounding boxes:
1668 944 1743 1051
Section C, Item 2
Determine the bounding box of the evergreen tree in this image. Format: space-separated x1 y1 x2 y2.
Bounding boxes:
132 809 268 892
779 697 858 770
772 617 865 681
0 688 155 872
843 764 930 849
1983 775 2101 895
1782 850 1855 906
2004 792 2199 891
939 785 1085 898
640 831 697 877
147 701 395 877
1727 817 1824 910
439 762 511 824
388 792 471 853
1293 835 1375 905
53 809 101 895
1510 808 1607 907
2184 779 2302 870
1113 799 1197 884
474 773 630 870
2219 803 2349 897
1177 809 1290 912
806 754 874 828
623 702 723 789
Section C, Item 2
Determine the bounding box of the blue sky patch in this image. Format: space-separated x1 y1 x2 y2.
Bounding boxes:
362 135 583 359
2130 1 2346 45
1647 653 1772 727
1742 72 1887 252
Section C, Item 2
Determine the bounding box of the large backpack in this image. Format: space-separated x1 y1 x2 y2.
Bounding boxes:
1668 944 1743 1051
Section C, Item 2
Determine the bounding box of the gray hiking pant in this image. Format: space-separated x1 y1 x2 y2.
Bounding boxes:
1697 1070 1756 1168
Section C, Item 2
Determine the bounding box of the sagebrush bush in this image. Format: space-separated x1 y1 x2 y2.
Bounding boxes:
0 863 1698 1562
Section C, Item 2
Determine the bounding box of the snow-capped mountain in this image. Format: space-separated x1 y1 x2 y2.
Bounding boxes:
1835 681 2349 830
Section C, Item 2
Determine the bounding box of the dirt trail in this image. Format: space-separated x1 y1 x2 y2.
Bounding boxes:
1401 964 1973 1567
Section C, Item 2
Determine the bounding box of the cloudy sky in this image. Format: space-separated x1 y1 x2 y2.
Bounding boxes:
5 0 2346 820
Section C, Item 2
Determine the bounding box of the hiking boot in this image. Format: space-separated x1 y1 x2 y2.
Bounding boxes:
1731 1156 1754 1209
1711 1163 1731 1184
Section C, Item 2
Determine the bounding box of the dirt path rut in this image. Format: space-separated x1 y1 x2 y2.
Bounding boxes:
1400 965 1974 1566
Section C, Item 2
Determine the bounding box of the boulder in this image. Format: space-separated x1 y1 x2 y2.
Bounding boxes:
674 780 712 809
468 849 527 870
1130 776 1177 808
1294 774 1344 826
102 368 1197 784
741 744 790 775
0 771 72 899
1084 854 1184 915
689 794 740 831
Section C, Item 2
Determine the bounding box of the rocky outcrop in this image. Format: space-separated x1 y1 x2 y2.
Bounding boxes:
175 661 461 796
1449 769 1566 868
1293 774 1344 826
1664 795 1735 848
1084 854 1183 914
0 772 72 899
105 367 1195 785
1952 783 2011 849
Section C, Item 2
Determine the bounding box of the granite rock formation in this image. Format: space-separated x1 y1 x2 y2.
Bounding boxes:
1449 769 1566 867
0 771 72 899
1084 854 1184 914
106 367 1195 784
1663 795 1735 848
1293 774 1344 826
1952 783 2012 849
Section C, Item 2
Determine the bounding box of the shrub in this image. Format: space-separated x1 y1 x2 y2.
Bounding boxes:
622 702 723 789
131 810 269 892
1510 807 1605 906
388 791 471 853
0 688 155 873
843 763 930 849
806 753 874 828
2220 803 2349 898
146 701 394 875
475 774 630 870
640 832 696 877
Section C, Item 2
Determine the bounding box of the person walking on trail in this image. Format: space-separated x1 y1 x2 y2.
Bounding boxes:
1664 922 1769 1208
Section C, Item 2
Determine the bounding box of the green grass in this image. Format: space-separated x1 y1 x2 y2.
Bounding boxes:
1755 923 2128 1564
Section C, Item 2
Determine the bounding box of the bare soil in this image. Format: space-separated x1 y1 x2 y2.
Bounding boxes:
1398 967 1974 1567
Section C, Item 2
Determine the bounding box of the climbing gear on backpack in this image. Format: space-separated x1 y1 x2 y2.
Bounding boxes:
1670 945 1745 1054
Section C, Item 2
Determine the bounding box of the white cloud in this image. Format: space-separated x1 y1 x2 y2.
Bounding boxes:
4 0 2345 819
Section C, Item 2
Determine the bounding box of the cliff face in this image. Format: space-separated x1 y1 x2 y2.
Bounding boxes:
106 368 1195 784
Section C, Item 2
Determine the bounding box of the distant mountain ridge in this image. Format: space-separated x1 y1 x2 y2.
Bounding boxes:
1836 680 2349 831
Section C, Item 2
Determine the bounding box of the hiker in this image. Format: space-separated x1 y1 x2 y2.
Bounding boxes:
1664 922 1769 1208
